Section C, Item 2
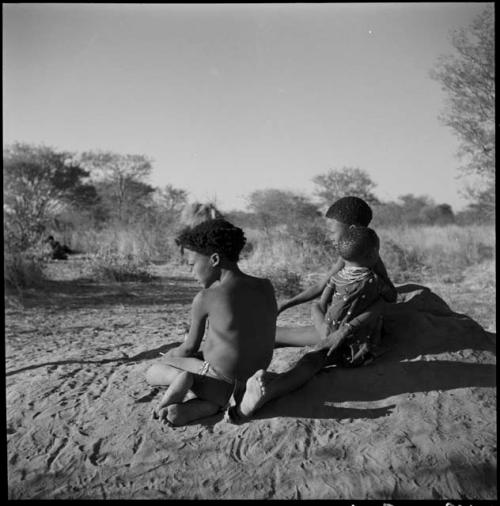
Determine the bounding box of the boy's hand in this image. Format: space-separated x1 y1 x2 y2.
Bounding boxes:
319 326 353 356
161 346 188 358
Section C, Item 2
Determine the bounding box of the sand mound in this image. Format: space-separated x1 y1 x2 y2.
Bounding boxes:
6 275 496 499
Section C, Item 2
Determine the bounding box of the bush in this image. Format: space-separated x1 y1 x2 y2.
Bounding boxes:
378 225 494 284
252 265 304 298
66 225 179 263
84 251 154 282
4 251 47 292
379 238 426 283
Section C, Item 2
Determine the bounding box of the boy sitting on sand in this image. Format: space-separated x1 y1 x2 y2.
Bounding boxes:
231 197 397 420
145 219 277 426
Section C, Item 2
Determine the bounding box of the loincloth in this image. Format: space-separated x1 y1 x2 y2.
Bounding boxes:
196 359 245 409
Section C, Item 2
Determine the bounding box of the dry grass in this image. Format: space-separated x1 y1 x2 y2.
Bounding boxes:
5 223 494 308
378 225 494 283
66 225 179 263
242 224 494 287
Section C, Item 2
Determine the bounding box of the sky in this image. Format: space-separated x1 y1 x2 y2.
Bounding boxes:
3 3 491 212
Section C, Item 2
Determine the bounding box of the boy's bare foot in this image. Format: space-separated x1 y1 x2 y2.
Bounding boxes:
238 369 273 417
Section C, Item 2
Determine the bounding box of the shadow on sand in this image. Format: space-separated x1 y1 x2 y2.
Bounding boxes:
249 283 496 423
251 358 496 422
5 342 181 377
13 276 200 310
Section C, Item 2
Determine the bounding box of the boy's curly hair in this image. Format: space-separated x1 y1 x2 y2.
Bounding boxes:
325 196 372 226
175 219 246 262
337 226 379 264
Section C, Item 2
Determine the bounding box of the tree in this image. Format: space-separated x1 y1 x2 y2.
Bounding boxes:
153 184 188 215
312 167 379 208
74 151 155 224
430 6 494 216
247 189 320 230
397 194 435 225
3 142 98 249
419 203 455 226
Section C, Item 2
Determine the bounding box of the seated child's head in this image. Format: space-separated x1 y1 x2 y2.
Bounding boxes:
175 219 246 286
337 226 379 268
325 196 373 244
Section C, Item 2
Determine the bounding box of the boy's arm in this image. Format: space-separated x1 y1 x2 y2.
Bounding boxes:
373 255 397 303
278 257 345 315
168 291 208 357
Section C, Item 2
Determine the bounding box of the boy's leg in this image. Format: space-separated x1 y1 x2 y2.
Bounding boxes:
145 356 205 386
275 303 327 347
166 399 222 426
154 371 194 420
238 349 328 417
275 325 322 347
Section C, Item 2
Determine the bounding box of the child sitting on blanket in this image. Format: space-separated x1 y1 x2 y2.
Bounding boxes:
275 196 397 348
145 219 277 426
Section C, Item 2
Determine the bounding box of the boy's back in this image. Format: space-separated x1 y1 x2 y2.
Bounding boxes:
202 273 277 382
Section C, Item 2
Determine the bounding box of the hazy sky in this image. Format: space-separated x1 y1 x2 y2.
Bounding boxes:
3 3 491 211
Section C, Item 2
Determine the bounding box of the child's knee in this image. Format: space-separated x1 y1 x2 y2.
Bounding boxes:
145 364 159 384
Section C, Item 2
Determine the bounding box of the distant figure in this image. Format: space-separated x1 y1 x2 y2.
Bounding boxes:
179 202 224 228
45 235 73 260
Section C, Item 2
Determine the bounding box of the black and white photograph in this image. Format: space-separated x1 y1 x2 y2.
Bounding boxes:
4 2 495 500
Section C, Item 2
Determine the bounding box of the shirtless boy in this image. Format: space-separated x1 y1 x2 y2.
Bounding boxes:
145 219 277 426
231 196 397 420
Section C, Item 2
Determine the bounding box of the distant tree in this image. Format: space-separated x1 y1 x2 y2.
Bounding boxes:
397 194 435 224
312 167 379 208
371 201 406 228
153 184 189 215
225 210 260 230
419 203 455 226
247 189 320 230
74 151 155 224
3 142 97 249
430 6 494 216
456 200 495 225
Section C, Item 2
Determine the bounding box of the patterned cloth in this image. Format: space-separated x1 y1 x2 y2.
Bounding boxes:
321 268 392 367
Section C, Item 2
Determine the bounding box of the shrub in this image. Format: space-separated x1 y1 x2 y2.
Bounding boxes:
379 238 426 283
4 251 47 292
252 265 304 298
66 225 179 263
378 225 494 284
84 250 154 282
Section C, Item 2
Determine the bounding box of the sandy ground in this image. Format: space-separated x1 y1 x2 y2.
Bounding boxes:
5 258 496 499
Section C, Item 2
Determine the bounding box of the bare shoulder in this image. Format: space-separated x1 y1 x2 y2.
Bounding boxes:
192 288 212 310
245 273 276 295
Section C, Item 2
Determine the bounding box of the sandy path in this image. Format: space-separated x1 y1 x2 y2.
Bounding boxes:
5 263 497 499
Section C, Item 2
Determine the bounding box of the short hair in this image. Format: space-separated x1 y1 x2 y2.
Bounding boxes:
337 226 379 263
175 219 246 262
325 196 372 226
